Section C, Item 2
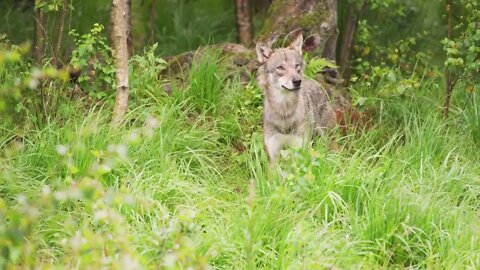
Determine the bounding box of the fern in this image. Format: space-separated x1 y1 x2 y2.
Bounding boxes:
304 57 338 78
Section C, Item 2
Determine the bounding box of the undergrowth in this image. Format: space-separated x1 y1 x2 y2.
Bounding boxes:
1 50 479 269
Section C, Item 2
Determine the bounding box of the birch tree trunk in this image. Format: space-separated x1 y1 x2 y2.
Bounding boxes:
234 0 254 47
110 0 130 127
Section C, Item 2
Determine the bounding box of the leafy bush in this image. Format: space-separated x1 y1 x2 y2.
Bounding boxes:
129 43 168 105
69 23 115 101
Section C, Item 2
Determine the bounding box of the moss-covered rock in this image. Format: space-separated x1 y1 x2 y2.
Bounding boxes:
256 0 329 52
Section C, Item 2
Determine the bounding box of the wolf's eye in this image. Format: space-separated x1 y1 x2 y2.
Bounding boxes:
276 65 285 71
295 63 301 69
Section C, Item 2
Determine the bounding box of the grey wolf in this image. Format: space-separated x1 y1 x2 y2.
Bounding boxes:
256 34 336 162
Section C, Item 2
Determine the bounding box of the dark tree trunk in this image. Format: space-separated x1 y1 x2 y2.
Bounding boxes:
127 0 133 57
443 0 457 118
53 0 68 66
338 0 368 80
148 0 157 42
33 3 45 64
234 0 254 47
252 0 272 14
321 0 338 62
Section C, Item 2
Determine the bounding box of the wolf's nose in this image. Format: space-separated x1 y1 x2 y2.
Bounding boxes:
292 79 302 88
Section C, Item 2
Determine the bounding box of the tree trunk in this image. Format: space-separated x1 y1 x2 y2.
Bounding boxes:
443 0 456 118
234 0 254 47
256 0 338 59
110 0 130 127
127 0 133 57
148 0 157 43
33 2 45 64
53 0 68 66
321 0 338 62
252 0 272 15
338 0 368 80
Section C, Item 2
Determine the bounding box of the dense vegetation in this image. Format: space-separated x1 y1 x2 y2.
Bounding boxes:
1 0 479 269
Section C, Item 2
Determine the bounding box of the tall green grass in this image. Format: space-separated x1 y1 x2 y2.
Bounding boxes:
1 51 480 268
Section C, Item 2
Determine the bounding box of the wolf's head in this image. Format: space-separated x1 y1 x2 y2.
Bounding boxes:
256 34 304 91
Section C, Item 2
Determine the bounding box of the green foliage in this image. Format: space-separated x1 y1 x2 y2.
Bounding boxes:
0 40 73 128
69 23 115 101
0 39 27 119
35 0 67 12
223 80 263 165
0 114 159 268
344 0 441 89
129 43 168 104
2 49 480 268
180 50 225 114
442 1 480 92
462 93 480 145
1 0 480 268
303 56 338 78
139 0 236 55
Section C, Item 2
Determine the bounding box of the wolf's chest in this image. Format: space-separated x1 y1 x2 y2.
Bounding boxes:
265 92 306 134
271 113 298 133
267 105 309 135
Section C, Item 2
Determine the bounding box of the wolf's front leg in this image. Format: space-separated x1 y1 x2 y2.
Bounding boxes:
264 133 283 163
292 124 310 149
290 134 305 149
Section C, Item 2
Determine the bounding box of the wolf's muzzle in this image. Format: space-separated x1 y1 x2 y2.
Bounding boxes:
292 79 302 88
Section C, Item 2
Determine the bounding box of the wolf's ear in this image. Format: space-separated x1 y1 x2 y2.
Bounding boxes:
289 34 303 55
256 42 272 63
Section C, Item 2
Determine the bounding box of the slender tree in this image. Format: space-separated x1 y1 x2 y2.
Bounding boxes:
33 0 46 64
234 0 254 47
322 0 339 63
127 0 133 57
53 0 68 66
443 0 457 118
110 0 130 127
148 0 158 43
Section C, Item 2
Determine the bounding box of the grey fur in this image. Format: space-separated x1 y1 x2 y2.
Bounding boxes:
256 34 336 162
